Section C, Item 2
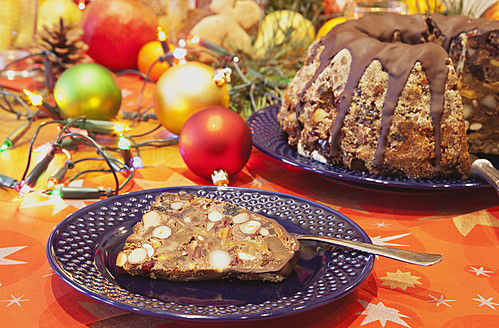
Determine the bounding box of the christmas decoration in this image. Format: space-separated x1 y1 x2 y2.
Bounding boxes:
252 10 315 60
81 0 158 70
440 0 491 17
483 2 499 20
404 0 499 17
404 0 443 14
37 18 89 80
322 0 347 15
74 0 91 10
0 1 323 197
54 63 122 120
179 106 252 183
344 1 409 19
137 40 171 81
37 0 82 31
154 61 230 135
1 121 32 153
315 16 346 40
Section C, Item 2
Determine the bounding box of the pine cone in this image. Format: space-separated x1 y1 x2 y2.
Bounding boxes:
37 17 89 79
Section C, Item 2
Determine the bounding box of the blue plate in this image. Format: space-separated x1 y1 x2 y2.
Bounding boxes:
46 186 374 322
248 105 490 190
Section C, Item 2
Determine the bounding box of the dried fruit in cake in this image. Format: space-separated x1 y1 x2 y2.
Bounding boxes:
116 192 300 282
279 13 499 179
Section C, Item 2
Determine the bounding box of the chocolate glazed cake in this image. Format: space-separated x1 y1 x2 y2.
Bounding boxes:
279 13 498 179
116 192 300 282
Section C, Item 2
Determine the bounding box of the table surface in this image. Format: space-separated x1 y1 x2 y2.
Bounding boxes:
0 74 498 328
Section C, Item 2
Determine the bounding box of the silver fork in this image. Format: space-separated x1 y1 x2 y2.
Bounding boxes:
471 159 499 195
295 234 443 266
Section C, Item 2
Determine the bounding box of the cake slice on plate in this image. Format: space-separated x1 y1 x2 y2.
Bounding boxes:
116 192 300 282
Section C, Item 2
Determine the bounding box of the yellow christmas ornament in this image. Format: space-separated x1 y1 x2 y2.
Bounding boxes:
483 2 499 20
0 1 37 50
315 16 346 40
403 0 443 14
252 10 315 59
38 0 82 31
154 62 230 135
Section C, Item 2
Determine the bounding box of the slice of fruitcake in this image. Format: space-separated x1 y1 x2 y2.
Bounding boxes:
116 192 300 282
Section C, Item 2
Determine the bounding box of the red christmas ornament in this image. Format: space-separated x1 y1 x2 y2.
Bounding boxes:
179 106 252 183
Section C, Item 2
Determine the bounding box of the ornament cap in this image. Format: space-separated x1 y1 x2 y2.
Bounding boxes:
211 169 230 186
213 68 232 87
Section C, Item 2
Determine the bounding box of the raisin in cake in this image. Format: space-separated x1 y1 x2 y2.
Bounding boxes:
116 192 300 282
279 13 499 179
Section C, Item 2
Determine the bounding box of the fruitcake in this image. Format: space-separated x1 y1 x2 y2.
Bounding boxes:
116 192 300 282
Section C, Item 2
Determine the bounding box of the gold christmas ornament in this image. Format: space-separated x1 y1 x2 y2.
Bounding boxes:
154 62 230 135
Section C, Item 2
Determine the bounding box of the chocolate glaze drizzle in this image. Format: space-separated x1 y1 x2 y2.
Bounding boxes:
430 14 498 50
295 13 498 174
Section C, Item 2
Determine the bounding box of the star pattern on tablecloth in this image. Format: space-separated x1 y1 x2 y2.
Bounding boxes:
249 174 270 189
79 301 169 325
427 294 455 307
379 269 422 290
1 295 29 307
133 178 171 190
469 266 494 277
41 270 57 278
375 221 390 228
370 233 410 247
0 246 27 265
20 180 92 215
357 299 410 327
452 210 499 237
133 173 195 190
121 88 134 98
473 294 498 310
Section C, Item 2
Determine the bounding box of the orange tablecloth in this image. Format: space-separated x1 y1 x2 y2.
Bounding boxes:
0 75 498 328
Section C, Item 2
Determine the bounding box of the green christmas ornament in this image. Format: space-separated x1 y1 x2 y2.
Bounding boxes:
54 63 122 120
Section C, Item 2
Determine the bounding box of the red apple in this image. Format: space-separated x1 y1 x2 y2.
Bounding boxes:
81 0 158 70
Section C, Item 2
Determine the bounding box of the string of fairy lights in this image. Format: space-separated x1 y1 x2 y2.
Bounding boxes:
0 34 287 199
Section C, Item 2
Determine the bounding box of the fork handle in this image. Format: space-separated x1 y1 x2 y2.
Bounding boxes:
295 234 443 266
471 159 499 195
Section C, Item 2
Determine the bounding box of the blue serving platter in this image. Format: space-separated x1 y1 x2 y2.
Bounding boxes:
247 105 491 190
